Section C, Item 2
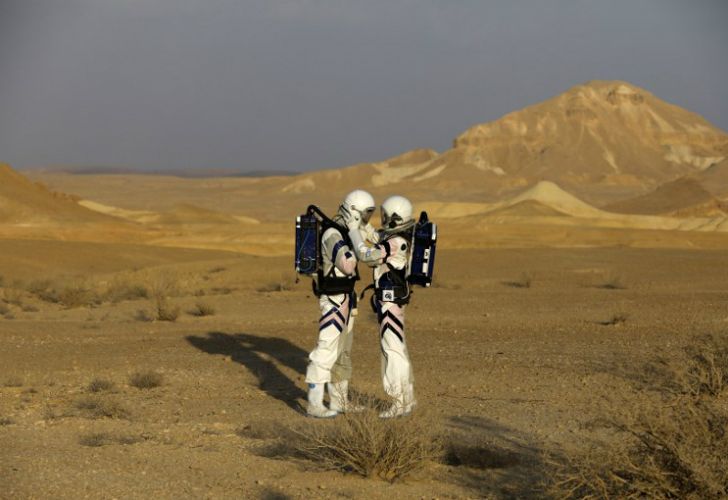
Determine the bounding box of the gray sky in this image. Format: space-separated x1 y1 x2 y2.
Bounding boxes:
1 0 726 172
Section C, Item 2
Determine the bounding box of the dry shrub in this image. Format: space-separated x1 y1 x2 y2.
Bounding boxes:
87 378 115 393
2 285 24 306
154 300 180 321
548 337 728 499
548 398 728 499
57 284 101 308
129 370 163 389
74 397 130 419
0 302 9 315
105 280 148 303
28 278 100 308
296 403 441 481
149 274 179 298
149 274 180 321
0 417 15 426
189 302 215 317
26 279 53 297
634 335 728 399
681 338 728 397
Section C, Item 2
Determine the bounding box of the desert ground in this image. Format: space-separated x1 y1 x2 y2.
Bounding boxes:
2 241 728 499
2 81 728 498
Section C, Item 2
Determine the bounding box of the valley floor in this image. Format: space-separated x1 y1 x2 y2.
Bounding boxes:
1 246 727 498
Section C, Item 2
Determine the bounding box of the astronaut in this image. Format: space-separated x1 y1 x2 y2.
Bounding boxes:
345 195 417 418
305 189 378 418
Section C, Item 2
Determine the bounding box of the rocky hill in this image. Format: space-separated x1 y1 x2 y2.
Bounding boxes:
271 80 728 207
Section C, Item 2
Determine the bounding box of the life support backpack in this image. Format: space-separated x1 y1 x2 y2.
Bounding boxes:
407 211 437 287
368 211 437 308
295 205 359 296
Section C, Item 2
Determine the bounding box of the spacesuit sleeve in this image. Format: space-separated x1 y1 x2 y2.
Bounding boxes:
382 237 409 271
348 226 385 267
323 229 357 276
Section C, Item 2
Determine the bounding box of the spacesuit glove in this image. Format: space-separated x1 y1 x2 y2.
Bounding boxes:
362 223 380 244
344 210 361 231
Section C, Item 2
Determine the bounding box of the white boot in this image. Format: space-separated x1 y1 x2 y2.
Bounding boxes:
327 380 365 413
307 383 337 418
379 386 417 419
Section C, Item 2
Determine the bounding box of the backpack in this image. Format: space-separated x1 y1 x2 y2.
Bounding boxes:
407 211 437 287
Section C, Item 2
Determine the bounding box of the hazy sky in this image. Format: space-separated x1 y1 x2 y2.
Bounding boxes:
1 0 726 172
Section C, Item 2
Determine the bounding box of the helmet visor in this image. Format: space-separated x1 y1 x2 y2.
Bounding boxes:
361 207 375 224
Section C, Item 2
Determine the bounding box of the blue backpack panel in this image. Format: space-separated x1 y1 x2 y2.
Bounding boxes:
407 211 437 287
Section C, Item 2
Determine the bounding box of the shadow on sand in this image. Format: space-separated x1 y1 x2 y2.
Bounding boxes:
186 331 308 412
443 415 552 498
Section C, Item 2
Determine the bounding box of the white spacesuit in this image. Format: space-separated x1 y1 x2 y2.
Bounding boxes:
346 195 417 418
305 189 378 418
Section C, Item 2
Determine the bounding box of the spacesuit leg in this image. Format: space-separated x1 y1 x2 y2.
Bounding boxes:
378 301 415 417
306 294 350 383
328 297 365 412
305 294 350 417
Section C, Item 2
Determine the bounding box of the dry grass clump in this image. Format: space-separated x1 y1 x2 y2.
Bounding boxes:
548 337 728 499
79 432 143 447
598 313 628 326
3 376 23 387
74 397 130 419
0 417 16 426
296 402 441 481
129 370 163 389
189 302 215 317
0 302 9 315
503 272 533 289
87 378 115 393
596 271 626 290
257 274 294 293
79 432 113 447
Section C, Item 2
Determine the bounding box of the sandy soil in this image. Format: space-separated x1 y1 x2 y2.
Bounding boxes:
2 245 727 499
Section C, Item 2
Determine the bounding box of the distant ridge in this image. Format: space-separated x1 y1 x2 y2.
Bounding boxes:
604 177 722 215
23 165 297 178
0 163 128 225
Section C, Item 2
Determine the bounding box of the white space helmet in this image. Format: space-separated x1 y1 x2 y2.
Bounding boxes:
339 189 375 227
381 195 415 234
